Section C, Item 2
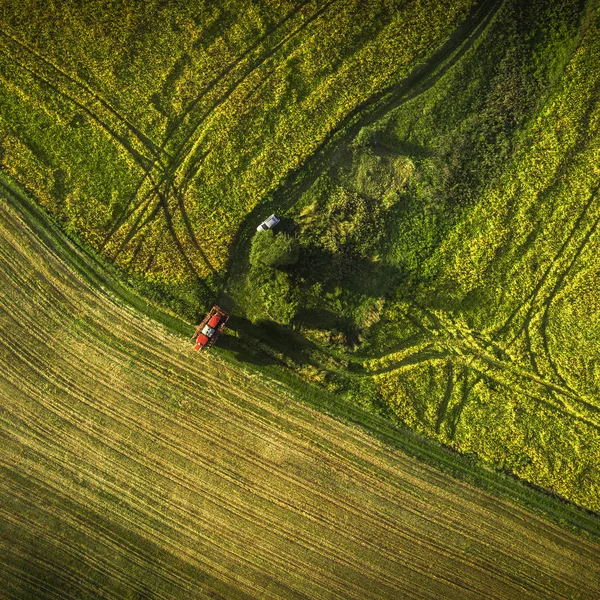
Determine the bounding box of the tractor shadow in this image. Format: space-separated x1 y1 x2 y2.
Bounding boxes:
219 314 319 368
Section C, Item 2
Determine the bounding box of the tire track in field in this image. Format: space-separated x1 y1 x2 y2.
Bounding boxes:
155 0 338 187
100 0 328 275
163 0 315 142
122 221 162 275
434 303 594 428
538 186 600 387
444 345 600 438
500 182 600 394
158 194 202 280
174 0 366 193
99 176 164 252
108 182 164 261
0 45 181 279
357 302 491 437
494 165 600 345
435 361 455 433
165 178 219 276
0 44 156 170
361 297 600 438
289 0 503 195
522 80 600 383
0 29 164 156
364 346 450 375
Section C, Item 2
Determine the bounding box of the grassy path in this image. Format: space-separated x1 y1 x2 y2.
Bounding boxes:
1 180 600 598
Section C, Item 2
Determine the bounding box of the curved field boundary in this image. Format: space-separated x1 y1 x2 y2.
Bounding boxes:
3 169 600 539
1 174 600 598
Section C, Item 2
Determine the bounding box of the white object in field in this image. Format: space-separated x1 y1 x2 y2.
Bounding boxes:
202 325 215 337
257 214 280 232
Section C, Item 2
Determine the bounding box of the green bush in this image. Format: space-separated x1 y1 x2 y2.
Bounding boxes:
244 267 298 325
250 230 299 269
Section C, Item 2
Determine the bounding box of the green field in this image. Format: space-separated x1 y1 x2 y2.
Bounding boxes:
2 0 600 595
249 0 600 512
1 171 600 599
0 0 474 299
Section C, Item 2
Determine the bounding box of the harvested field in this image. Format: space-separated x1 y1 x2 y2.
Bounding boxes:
1 175 599 598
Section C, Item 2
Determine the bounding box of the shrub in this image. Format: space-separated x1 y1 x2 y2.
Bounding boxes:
244 267 298 325
250 230 299 269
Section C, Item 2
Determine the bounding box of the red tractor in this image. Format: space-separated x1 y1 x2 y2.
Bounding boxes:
193 306 229 350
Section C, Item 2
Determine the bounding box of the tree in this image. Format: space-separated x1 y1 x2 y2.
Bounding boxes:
250 230 299 269
245 268 298 325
